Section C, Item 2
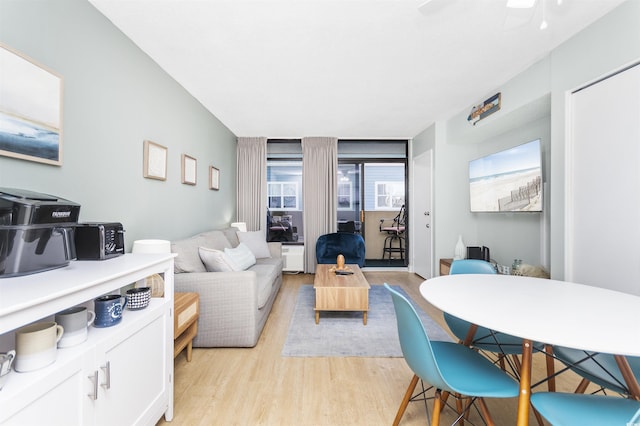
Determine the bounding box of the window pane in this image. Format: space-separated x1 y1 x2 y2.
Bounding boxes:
283 183 297 196
283 196 297 208
269 197 282 209
266 155 303 243
368 164 405 210
268 184 282 196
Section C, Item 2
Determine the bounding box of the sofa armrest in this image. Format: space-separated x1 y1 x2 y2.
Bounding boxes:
268 242 282 258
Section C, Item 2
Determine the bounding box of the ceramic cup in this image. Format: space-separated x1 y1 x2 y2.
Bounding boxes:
0 350 16 390
94 295 128 328
126 287 151 310
55 306 96 348
14 322 64 373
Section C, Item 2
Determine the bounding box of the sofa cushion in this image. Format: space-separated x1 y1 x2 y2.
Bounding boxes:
172 235 209 273
249 263 281 308
199 230 233 251
224 243 257 271
222 227 241 247
237 231 271 258
199 247 237 272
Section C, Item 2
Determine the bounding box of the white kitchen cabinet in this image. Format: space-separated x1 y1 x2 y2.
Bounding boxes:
0 254 175 425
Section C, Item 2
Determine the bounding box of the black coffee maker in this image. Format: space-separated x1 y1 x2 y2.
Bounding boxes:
0 188 80 278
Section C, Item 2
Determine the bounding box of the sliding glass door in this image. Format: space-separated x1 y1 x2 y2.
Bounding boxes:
337 160 407 267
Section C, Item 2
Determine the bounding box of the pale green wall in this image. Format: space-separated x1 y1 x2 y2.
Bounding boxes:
0 0 237 249
413 0 640 277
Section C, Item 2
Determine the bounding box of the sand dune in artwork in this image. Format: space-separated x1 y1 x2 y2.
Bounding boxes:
470 169 542 212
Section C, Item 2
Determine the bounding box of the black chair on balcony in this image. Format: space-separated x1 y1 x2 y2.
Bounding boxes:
379 204 407 260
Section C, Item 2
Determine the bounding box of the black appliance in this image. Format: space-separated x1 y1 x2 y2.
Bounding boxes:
0 188 80 278
467 246 491 262
75 222 125 260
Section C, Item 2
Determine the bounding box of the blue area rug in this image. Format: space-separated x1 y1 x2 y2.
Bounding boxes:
282 284 453 357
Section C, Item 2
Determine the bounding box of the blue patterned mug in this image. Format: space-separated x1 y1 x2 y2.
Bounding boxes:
94 295 128 328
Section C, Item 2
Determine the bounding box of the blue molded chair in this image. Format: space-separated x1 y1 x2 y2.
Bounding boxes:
552 347 640 396
315 232 365 267
385 283 519 425
531 392 640 426
444 260 525 353
444 260 554 384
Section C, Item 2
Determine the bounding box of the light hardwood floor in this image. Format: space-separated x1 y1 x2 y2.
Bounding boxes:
160 271 591 425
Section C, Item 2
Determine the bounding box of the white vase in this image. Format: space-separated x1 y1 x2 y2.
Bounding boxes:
454 235 465 260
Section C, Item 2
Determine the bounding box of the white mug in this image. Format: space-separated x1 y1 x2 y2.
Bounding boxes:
55 307 95 348
14 322 64 372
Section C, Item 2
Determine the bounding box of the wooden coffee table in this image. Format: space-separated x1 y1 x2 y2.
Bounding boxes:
314 264 370 325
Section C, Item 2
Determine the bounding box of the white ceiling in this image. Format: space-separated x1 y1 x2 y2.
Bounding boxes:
88 0 627 139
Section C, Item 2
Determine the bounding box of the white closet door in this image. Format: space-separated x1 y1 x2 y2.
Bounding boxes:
567 64 640 295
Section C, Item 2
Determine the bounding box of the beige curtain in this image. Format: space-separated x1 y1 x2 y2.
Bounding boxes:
236 137 267 232
302 137 338 273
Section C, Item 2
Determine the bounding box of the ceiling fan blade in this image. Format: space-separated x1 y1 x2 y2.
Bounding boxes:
506 0 537 8
418 0 453 15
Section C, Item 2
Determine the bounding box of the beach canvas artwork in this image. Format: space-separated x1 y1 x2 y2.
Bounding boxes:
0 44 62 165
469 139 543 212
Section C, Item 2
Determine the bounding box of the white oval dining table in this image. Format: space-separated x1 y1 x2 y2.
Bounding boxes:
420 273 640 426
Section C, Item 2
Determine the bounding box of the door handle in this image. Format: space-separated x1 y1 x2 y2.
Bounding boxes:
426 224 430 228
101 361 111 390
88 370 99 400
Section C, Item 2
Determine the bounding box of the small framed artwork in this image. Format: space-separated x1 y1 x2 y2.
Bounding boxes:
209 166 220 190
181 154 197 185
143 140 168 180
0 43 63 166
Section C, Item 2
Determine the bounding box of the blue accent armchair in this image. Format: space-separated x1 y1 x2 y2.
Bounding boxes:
315 232 365 267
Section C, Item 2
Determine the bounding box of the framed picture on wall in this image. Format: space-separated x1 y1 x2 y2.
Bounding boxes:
0 43 63 166
143 140 168 181
181 154 197 185
209 166 219 190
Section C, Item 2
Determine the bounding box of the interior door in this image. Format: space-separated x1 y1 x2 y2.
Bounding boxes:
412 150 432 278
567 63 640 295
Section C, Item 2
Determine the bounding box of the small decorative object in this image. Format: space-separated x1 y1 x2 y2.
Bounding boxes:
0 43 63 165
336 254 345 270
144 273 165 297
143 140 168 181
513 263 550 279
209 166 220 190
454 235 466 260
181 154 197 185
467 92 501 126
512 259 522 271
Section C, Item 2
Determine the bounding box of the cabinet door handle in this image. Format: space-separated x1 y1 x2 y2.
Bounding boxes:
101 361 111 390
88 370 99 400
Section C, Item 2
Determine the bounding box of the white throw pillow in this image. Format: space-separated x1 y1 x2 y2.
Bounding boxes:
237 230 272 259
198 247 238 272
224 243 257 271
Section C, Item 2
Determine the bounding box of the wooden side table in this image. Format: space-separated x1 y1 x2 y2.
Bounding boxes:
439 258 453 276
174 292 199 361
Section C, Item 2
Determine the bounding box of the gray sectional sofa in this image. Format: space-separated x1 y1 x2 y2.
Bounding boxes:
171 227 283 348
